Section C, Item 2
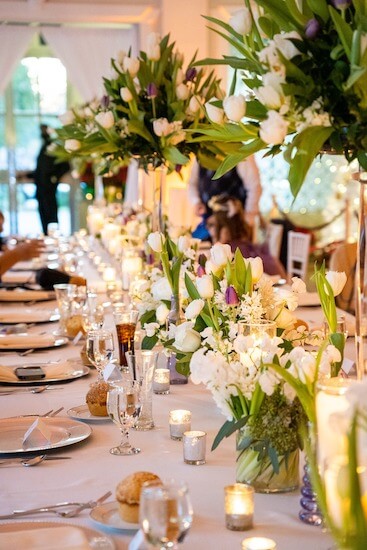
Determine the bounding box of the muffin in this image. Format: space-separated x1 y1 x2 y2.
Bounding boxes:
66 314 84 338
116 471 161 523
86 381 110 416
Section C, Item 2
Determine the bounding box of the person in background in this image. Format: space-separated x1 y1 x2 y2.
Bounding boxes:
188 156 262 241
22 125 70 234
0 239 45 278
207 194 287 278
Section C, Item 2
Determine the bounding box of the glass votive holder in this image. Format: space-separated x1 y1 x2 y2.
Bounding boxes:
153 368 170 394
169 410 191 440
103 266 116 283
242 537 277 550
183 430 206 465
224 484 254 531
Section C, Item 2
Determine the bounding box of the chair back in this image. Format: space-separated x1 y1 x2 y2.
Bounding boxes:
266 222 283 259
287 231 311 281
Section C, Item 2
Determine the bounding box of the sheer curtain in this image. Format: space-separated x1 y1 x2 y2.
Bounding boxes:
0 27 35 94
42 26 138 100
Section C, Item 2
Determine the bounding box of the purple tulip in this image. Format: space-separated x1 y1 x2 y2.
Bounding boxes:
197 265 206 277
147 82 158 99
185 67 197 82
329 0 352 9
305 18 321 39
101 95 110 109
198 254 207 268
225 285 239 305
175 164 182 173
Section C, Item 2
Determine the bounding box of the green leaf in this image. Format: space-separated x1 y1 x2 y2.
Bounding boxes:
185 273 201 300
306 0 329 21
139 309 156 326
329 6 354 60
141 334 158 350
162 146 189 166
211 415 249 451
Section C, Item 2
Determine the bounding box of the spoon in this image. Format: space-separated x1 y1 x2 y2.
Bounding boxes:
0 455 71 467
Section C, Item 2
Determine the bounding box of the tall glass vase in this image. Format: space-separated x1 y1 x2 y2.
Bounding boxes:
167 293 188 385
147 165 167 234
355 170 367 379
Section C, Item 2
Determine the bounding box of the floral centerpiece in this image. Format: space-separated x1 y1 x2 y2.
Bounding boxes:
192 0 367 196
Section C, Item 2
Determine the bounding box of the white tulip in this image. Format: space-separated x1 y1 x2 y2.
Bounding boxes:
177 235 192 253
273 31 301 60
59 111 74 125
117 50 127 67
223 95 246 122
205 98 224 124
188 95 202 114
95 111 115 129
325 271 347 297
229 8 252 35
151 277 172 301
123 56 140 77
65 139 81 152
120 87 133 102
210 243 232 267
271 307 296 329
147 231 165 252
173 321 201 352
156 303 170 325
196 275 214 299
176 68 185 86
246 257 263 283
291 277 307 294
205 260 222 276
259 110 289 145
176 83 190 100
185 299 205 320
153 117 171 137
146 32 161 61
256 85 282 110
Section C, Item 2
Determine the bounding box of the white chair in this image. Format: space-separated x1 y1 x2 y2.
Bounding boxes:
287 231 311 281
266 222 283 259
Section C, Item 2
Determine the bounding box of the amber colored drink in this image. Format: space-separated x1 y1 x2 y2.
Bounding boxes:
116 322 136 366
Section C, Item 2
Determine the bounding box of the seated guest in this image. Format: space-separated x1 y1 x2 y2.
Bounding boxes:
206 194 287 278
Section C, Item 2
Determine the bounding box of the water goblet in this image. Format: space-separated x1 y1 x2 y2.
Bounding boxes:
107 380 142 455
140 479 193 549
85 329 114 380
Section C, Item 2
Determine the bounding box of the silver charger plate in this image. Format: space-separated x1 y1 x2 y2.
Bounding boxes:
0 364 90 385
90 501 140 532
67 405 110 423
0 416 92 453
0 309 60 324
0 289 55 302
0 336 68 351
0 521 114 549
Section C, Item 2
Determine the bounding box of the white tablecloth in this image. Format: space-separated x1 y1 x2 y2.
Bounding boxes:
0 267 345 549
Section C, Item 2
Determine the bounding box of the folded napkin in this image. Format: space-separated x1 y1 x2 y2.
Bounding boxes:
22 417 53 449
0 361 79 382
2 271 35 284
0 289 55 301
0 526 90 549
103 363 123 382
0 334 56 348
0 309 57 324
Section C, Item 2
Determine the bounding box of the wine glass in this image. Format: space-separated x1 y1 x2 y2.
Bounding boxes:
85 329 114 380
107 380 141 455
140 479 193 549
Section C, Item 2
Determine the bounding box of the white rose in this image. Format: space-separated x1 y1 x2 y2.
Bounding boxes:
229 8 252 35
156 303 170 325
146 32 161 61
176 83 190 100
174 321 201 352
259 110 289 145
258 369 279 396
151 277 172 301
190 348 213 385
177 235 191 253
223 95 246 122
291 277 307 294
196 275 214 299
185 299 205 320
325 271 347 297
59 111 74 125
210 243 232 267
95 111 115 129
65 139 81 152
120 87 133 102
147 231 165 253
205 98 224 124
123 56 140 77
246 257 263 283
153 117 171 137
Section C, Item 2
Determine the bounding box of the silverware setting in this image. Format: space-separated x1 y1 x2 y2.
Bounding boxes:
0 385 64 395
0 454 72 467
0 490 112 519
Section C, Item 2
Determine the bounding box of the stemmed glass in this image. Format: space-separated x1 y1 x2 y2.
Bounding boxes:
85 329 114 380
107 380 142 455
140 479 193 549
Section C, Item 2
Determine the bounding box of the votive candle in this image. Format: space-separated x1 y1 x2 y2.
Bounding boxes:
225 484 254 531
103 266 116 282
183 430 206 465
242 537 276 550
169 410 191 440
154 369 170 394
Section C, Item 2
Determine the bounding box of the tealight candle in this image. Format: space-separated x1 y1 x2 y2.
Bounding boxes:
103 266 116 283
242 537 276 550
154 369 170 394
183 430 206 465
225 484 254 531
121 251 143 291
169 410 191 440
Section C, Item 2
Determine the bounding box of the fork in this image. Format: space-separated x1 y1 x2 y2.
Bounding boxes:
0 386 64 396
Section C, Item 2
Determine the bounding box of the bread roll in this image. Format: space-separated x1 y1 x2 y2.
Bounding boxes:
86 381 109 417
116 471 161 523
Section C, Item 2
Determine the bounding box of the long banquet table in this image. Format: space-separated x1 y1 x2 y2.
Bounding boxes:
0 262 348 549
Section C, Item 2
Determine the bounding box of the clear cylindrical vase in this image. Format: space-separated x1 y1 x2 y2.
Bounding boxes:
355 171 367 379
167 293 188 385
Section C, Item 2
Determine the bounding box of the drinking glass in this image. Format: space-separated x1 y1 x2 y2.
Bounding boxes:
126 350 157 430
140 479 193 549
54 283 77 336
113 307 139 367
107 380 142 455
85 329 114 380
82 293 105 332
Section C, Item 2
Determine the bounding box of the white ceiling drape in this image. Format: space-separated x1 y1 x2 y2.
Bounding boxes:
42 26 138 100
0 26 36 94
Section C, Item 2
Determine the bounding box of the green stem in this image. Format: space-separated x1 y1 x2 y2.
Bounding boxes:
206 299 220 331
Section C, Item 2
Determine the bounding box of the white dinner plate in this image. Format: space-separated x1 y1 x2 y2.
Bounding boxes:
0 363 90 385
0 521 114 549
0 289 55 302
67 405 109 423
90 501 140 532
0 416 92 453
0 309 60 324
0 334 68 351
